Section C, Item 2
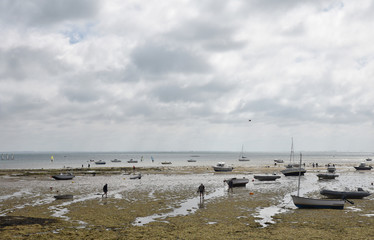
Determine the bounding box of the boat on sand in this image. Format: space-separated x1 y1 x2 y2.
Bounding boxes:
52 173 75 180
320 188 371 199
224 177 249 187
213 162 233 172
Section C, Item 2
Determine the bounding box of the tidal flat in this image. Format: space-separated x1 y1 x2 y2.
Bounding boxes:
1 166 374 239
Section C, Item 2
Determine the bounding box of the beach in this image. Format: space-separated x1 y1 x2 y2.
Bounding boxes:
1 165 374 239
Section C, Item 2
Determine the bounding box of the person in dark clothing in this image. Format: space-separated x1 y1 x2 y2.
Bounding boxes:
103 184 108 198
198 184 205 198
228 180 233 192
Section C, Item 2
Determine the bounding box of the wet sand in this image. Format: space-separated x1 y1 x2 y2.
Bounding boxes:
1 165 374 239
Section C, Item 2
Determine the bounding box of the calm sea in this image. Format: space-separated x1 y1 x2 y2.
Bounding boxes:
0 151 372 169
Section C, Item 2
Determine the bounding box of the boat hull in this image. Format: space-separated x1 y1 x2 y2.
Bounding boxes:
254 175 281 181
354 167 372 170
213 167 233 172
54 194 73 200
317 173 339 180
52 175 75 180
281 168 306 176
130 174 142 179
226 178 249 187
320 189 371 199
291 195 345 209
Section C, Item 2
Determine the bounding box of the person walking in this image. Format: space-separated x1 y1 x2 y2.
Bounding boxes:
198 183 205 199
102 184 108 198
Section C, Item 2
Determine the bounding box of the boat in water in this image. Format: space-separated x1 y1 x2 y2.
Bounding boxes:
95 160 106 165
238 145 249 161
52 173 75 180
213 162 233 172
128 159 138 163
320 188 371 199
224 177 249 187
274 159 284 163
161 161 172 165
354 162 372 170
111 159 121 163
291 153 345 209
254 175 281 181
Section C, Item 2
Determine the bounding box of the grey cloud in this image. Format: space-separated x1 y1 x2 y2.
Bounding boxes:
131 42 210 75
0 47 69 81
0 0 100 27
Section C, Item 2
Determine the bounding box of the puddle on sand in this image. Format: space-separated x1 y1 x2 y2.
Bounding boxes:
254 205 288 227
133 188 225 226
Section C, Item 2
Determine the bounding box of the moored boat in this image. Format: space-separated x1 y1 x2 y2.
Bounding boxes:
95 160 106 165
291 195 345 209
274 159 284 163
52 173 75 180
187 159 197 162
161 161 172 165
224 177 249 187
354 162 372 170
128 159 138 163
281 139 306 176
254 175 281 181
320 188 371 199
111 159 121 163
317 173 339 180
213 162 233 172
130 173 142 179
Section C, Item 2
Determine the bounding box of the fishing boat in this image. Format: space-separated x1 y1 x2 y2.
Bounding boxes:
320 188 371 199
354 162 372 170
95 160 106 165
54 194 73 200
291 153 345 209
317 173 339 180
111 159 121 163
213 162 233 172
52 173 75 180
130 173 142 179
238 145 249 161
254 175 281 181
128 159 138 163
224 177 249 187
281 138 306 176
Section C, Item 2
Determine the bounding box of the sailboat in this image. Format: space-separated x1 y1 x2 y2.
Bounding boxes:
238 145 249 161
291 153 345 209
281 138 306 176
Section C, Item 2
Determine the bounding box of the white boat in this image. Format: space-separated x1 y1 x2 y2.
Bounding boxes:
238 145 249 161
292 153 345 209
111 159 121 163
281 138 306 176
130 173 142 179
213 162 233 172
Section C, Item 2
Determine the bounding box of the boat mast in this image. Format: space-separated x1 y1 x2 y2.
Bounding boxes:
289 138 294 163
297 153 302 197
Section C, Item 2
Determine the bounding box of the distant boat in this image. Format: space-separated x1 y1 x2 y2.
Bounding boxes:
111 159 121 163
366 158 372 161
213 162 233 172
95 160 106 165
354 162 372 170
54 194 73 200
128 159 138 163
224 177 249 187
320 188 371 199
238 145 249 161
161 161 172 165
291 153 345 209
274 159 284 163
254 175 281 181
281 138 306 176
187 159 197 162
52 173 75 180
327 164 336 173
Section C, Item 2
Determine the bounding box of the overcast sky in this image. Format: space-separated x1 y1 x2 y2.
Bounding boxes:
0 0 373 152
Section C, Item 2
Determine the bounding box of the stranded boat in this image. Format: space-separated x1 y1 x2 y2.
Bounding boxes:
54 194 73 200
320 188 371 199
254 175 281 181
213 162 233 172
224 177 249 187
52 173 75 180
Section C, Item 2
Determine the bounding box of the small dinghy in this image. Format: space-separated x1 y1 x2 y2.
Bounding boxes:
224 177 249 187
130 174 142 179
54 194 73 200
320 188 371 199
52 173 75 180
254 175 281 181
